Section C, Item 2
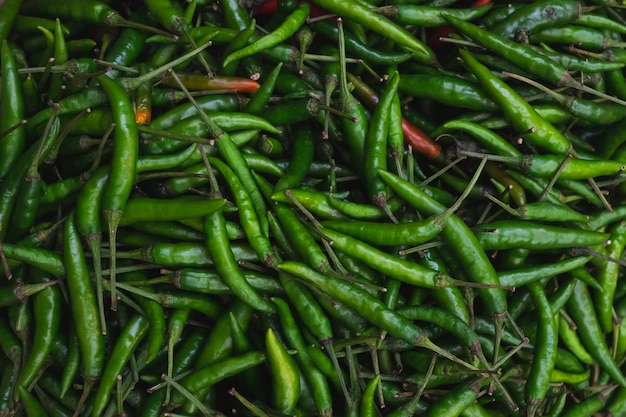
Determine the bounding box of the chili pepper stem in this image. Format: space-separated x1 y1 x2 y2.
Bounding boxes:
165 330 176 405
323 74 338 140
420 156 466 189
420 336 481 371
106 13 174 38
93 59 140 75
104 209 123 311
195 144 222 199
72 377 97 417
312 101 359 122
434 155 489 230
372 194 400 224
492 313 507 364
84 233 107 335
160 373 222 416
320 338 353 412
44 108 91 165
405 352 437 411
0 119 26 140
483 192 523 218
542 152 573 202
588 177 614 213
86 122 115 176
296 27 314 74
574 77 626 107
15 280 58 301
119 41 212 92
229 387 270 417
36 58 55 97
0 240 11 280
164 12 212 77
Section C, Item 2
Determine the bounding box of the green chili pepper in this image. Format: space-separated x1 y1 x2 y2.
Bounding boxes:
593 219 626 333
204 208 275 313
312 20 413 65
363 71 399 210
444 14 588 92
376 4 492 27
322 228 465 289
265 325 301 415
568 280 626 387
47 18 68 102
63 211 105 412
223 3 309 67
377 169 509 336
498 255 593 288
60 322 81 399
14 268 61 400
399 73 499 112
91 314 149 417
0 0 22 47
170 351 267 405
490 0 583 41
311 0 436 64
525 282 559 417
474 220 609 250
561 394 605 417
0 40 26 182
458 48 571 154
97 73 139 311
18 386 48 417
278 260 478 369
360 375 381 417
530 24 626 50
272 297 333 417
119 196 226 226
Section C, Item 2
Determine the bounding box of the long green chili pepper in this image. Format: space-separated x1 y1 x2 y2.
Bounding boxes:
278 260 480 370
311 0 436 64
444 14 596 93
525 282 559 417
0 0 22 47
0 40 26 182
265 326 301 414
364 71 399 212
63 211 105 413
312 19 414 65
458 48 571 154
593 219 626 333
568 280 626 387
376 4 492 27
91 314 149 417
474 220 609 250
14 268 61 400
223 3 310 68
96 74 139 312
208 157 276 267
204 208 276 313
377 169 509 338
0 114 59 241
490 0 584 41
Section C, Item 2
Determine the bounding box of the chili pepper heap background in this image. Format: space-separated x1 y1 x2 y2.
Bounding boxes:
4 0 626 416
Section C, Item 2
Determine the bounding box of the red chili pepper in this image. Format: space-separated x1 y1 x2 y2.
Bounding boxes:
253 0 278 15
347 72 441 159
160 74 261 93
402 117 441 159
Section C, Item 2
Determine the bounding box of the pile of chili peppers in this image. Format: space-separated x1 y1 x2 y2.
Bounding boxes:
5 0 626 415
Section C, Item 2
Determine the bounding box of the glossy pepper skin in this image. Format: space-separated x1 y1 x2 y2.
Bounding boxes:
458 49 571 154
